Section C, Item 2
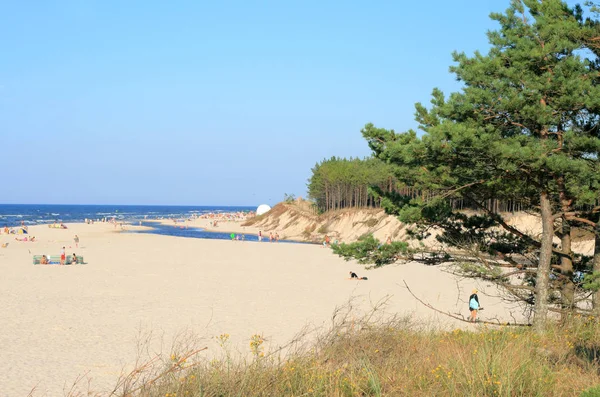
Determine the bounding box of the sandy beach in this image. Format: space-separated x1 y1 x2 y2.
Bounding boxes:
0 221 525 396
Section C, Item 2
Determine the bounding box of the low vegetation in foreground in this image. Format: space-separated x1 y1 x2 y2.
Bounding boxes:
85 313 600 397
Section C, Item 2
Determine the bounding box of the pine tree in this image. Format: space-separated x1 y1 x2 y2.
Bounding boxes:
362 0 600 331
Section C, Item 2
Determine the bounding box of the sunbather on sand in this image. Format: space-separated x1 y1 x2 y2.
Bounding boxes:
349 271 368 280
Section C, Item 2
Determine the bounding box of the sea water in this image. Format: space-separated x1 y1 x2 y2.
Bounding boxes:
0 204 306 243
0 204 254 227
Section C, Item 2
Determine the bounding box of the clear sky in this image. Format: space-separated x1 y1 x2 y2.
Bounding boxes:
2 1 508 206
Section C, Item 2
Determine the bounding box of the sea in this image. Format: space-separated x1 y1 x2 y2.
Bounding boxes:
0 204 304 243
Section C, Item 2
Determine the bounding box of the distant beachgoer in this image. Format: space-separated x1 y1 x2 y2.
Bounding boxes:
242 234 246 241
40 255 49 265
275 233 280 242
386 237 392 245
74 235 79 248
60 247 66 265
349 271 368 280
469 289 481 322
3 226 8 234
258 231 262 242
269 232 274 242
71 253 78 264
325 235 330 246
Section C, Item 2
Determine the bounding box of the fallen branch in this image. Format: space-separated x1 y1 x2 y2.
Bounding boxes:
401 280 531 327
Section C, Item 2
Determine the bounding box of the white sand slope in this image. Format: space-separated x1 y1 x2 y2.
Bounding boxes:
0 222 525 396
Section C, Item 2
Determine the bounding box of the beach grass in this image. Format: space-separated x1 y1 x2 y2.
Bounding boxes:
91 312 600 397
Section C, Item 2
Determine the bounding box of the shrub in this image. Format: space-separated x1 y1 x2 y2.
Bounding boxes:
105 315 600 397
364 218 379 228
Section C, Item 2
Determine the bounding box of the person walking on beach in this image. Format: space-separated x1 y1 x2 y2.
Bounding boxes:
258 231 262 242
60 246 66 265
468 289 481 322
74 235 79 248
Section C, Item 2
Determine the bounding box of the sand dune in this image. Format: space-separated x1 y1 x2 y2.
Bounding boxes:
0 222 525 396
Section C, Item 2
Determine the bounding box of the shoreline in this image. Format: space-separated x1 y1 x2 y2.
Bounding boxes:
153 216 313 243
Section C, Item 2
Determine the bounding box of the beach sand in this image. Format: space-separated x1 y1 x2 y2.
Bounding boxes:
0 222 525 396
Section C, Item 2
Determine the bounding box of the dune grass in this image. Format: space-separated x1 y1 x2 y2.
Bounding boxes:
85 310 600 397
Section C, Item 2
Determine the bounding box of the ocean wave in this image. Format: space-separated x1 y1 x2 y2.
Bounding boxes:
0 205 251 227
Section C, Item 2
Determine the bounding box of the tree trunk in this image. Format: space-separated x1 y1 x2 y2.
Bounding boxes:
559 217 574 312
556 175 574 312
534 190 553 332
593 218 600 316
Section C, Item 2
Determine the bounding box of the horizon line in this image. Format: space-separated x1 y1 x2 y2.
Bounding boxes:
0 203 261 207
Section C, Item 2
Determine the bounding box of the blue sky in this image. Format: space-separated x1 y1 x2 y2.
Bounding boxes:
1 1 507 206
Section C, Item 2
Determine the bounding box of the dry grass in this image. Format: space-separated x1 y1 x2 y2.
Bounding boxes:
62 309 600 397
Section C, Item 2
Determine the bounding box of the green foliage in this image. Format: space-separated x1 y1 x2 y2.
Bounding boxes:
358 0 600 320
457 262 508 283
307 156 404 212
581 385 600 397
332 234 412 267
364 217 379 227
283 193 296 203
584 272 600 292
362 0 600 218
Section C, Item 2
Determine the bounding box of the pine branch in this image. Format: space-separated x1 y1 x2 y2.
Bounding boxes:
401 280 531 327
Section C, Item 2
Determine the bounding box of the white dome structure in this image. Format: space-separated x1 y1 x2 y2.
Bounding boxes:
256 204 271 216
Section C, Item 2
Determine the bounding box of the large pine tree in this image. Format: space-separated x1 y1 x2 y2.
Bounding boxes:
362 0 600 330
